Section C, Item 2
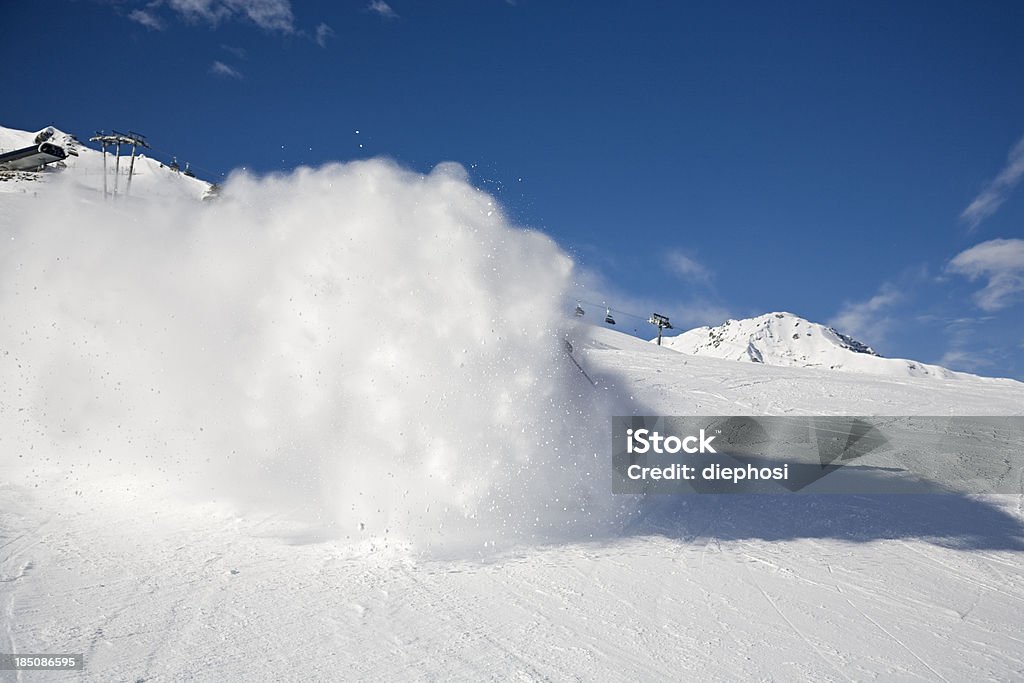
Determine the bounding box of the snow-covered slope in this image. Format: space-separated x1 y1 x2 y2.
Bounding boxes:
2 157 1022 681
2 325 1023 681
0 124 212 200
591 324 1023 412
663 311 962 379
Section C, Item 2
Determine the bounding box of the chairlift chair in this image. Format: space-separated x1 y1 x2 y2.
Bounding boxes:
575 303 585 317
604 308 616 325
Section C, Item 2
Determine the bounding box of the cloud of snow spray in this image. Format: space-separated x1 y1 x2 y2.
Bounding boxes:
0 160 640 553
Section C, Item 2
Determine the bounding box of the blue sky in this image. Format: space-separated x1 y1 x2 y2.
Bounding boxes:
3 1 1024 378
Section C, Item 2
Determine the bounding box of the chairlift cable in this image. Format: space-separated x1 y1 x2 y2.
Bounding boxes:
575 299 658 324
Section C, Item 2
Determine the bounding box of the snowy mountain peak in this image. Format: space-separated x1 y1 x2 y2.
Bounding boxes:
700 312 878 357
663 312 960 380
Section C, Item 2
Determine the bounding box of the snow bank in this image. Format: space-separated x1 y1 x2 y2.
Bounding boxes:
0 160 636 554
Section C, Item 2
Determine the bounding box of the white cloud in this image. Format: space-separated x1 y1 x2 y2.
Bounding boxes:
367 0 398 19
314 22 335 47
168 0 295 32
829 283 903 346
664 249 712 284
947 238 1024 311
938 349 993 372
209 60 243 79
221 44 247 59
961 134 1024 231
128 8 165 30
937 316 996 372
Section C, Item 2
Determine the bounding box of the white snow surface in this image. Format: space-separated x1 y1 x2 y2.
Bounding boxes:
662 311 970 380
2 158 1024 681
0 124 211 201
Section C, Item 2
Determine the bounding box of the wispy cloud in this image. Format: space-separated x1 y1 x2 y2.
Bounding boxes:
221 44 247 59
947 238 1024 311
128 8 165 30
829 282 903 346
209 60 243 79
367 0 398 19
121 2 336 49
960 134 1024 231
664 249 712 284
314 22 335 47
938 348 993 372
167 0 296 32
937 316 998 372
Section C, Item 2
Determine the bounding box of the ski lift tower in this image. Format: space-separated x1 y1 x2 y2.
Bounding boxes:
116 130 150 196
89 131 150 199
648 313 673 346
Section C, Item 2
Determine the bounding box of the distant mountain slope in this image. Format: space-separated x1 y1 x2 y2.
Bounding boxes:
0 124 212 200
661 312 964 380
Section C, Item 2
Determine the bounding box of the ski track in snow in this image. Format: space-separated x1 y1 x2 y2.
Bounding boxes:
4 489 1024 681
2 327 1024 680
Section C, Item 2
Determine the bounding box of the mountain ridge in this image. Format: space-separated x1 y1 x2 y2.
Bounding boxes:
661 311 971 380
